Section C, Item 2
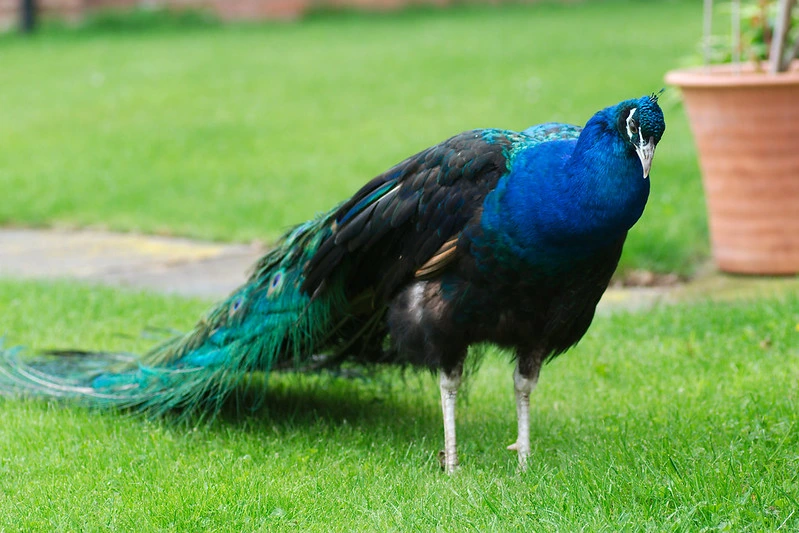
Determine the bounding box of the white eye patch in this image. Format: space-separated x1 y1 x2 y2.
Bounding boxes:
625 107 638 142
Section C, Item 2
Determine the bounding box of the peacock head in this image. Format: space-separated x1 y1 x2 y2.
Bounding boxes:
614 93 666 179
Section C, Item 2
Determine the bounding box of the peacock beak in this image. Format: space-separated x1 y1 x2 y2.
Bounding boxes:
635 137 655 179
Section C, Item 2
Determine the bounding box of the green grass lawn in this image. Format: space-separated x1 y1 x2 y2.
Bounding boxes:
0 0 706 276
1 280 798 531
4 2 796 531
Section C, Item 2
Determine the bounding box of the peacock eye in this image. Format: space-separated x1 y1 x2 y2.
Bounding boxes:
228 296 245 318
624 107 639 142
267 271 284 296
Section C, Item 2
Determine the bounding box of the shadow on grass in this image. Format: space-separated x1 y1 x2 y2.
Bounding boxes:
134 366 445 441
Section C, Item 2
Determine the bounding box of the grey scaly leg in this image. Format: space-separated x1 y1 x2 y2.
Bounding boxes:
507 360 541 471
439 367 462 474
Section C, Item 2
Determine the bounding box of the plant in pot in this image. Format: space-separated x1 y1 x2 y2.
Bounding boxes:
665 0 799 275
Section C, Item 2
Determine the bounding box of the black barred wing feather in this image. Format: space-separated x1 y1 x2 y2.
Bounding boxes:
302 129 521 300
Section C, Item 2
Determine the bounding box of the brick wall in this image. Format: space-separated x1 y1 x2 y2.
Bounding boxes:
0 0 14 30
2 0 86 30
208 0 311 21
1 0 453 29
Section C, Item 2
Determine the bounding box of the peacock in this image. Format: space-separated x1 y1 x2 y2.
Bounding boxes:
0 94 665 472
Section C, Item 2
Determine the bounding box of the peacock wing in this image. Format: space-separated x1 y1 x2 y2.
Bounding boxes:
302 129 526 300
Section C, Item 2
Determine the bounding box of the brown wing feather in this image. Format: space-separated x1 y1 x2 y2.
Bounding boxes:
414 237 460 279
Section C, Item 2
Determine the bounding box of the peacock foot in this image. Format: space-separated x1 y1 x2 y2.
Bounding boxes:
438 450 460 473
506 442 529 472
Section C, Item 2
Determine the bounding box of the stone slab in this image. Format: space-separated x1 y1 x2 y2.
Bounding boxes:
0 228 265 298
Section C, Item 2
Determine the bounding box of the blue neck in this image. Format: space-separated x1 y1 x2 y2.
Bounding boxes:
481 113 649 264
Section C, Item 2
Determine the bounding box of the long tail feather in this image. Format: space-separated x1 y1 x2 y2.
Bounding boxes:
0 213 355 419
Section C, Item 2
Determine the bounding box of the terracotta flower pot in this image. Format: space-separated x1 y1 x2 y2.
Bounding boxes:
665 61 799 275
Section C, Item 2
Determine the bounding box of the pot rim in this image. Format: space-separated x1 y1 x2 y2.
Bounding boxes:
665 61 799 88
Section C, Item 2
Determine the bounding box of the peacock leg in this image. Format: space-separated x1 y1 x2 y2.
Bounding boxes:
507 359 541 471
439 366 463 474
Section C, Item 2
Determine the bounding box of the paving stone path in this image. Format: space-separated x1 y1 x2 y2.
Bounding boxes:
1 228 797 310
0 228 264 298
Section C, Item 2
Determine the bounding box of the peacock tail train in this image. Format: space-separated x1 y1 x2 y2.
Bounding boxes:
0 210 360 419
